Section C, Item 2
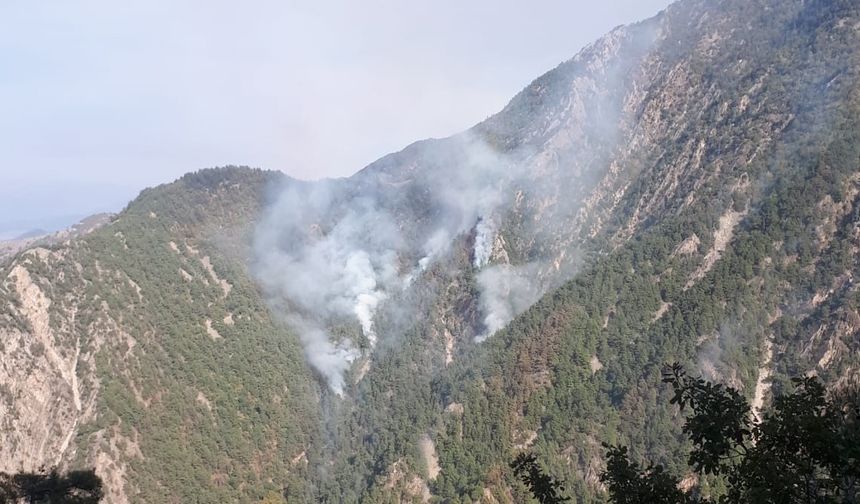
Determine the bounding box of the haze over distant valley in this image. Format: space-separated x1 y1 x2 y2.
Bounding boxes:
0 0 671 237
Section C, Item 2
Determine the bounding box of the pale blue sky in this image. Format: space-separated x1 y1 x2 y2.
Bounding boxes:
0 0 672 237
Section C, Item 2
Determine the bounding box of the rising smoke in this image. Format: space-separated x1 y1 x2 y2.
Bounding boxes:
248 2 741 399
253 179 404 394
475 263 545 341
252 131 555 394
250 20 644 392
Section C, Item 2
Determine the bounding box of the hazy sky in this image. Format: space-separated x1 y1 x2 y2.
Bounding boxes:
0 0 672 237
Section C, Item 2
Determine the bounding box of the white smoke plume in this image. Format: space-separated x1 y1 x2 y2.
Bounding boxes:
253 131 531 393
473 218 495 268
253 179 406 394
253 118 594 392
406 229 453 286
476 263 545 341
251 16 663 394
286 314 359 396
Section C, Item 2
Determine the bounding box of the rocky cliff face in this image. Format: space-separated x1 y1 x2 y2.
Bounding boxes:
1 0 859 502
1 248 96 470
1 241 145 504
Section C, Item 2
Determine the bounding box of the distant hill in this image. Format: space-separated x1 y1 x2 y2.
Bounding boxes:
0 213 113 263
13 229 48 240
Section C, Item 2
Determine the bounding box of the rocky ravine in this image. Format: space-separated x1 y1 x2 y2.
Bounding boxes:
0 245 132 503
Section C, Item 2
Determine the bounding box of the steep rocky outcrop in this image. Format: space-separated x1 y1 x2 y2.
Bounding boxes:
0 169 320 503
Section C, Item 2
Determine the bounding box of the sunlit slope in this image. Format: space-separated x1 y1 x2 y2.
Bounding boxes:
0 0 858 502
0 168 321 503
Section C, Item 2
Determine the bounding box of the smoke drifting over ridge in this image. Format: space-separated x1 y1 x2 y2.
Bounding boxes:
251 16 658 393
476 263 545 341
252 131 558 393
253 179 400 393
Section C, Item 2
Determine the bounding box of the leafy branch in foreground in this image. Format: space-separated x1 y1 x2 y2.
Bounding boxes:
601 444 698 504
510 452 570 503
601 363 860 503
514 363 859 504
0 468 102 503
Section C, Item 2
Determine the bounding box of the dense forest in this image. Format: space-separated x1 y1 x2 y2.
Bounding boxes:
0 0 858 502
310 0 860 501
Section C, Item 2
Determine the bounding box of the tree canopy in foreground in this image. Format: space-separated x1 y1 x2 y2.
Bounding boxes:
516 363 860 503
0 468 102 503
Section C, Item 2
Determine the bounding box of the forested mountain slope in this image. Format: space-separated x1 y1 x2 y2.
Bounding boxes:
1 0 859 502
0 169 321 502
295 0 860 501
